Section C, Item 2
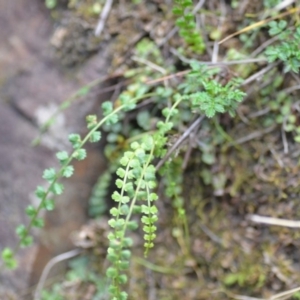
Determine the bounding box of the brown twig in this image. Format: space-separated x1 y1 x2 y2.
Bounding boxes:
146 58 267 85
155 116 205 171
219 6 300 44
34 249 83 300
94 0 113 36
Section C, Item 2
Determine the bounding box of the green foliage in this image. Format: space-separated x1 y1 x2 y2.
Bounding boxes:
263 0 282 9
41 255 109 300
293 292 300 300
41 284 64 300
45 0 57 9
0 92 153 273
1 248 17 269
179 62 246 117
162 159 190 250
7 1 298 299
135 38 164 65
223 264 266 289
173 0 205 54
1 54 246 296
89 168 112 217
265 22 300 73
107 136 158 298
258 69 300 144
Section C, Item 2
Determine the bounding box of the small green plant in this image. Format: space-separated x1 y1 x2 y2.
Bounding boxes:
0 91 154 270
179 62 245 117
163 158 190 252
89 168 112 217
173 0 205 54
45 0 57 9
265 21 300 73
106 137 158 299
8 1 300 299
263 0 282 9
1 60 246 298
292 291 300 300
223 265 266 289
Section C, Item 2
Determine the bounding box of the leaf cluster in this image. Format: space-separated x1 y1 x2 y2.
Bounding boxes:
0 92 151 271
173 0 205 54
179 62 246 118
265 21 300 73
106 136 158 299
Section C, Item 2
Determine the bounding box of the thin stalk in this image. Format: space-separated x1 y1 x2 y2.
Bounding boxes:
9 92 156 265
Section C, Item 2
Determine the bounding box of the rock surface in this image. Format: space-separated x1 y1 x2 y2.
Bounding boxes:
0 0 110 298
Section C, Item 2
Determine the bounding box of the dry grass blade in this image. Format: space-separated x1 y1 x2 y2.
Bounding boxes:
219 6 300 44
95 0 113 36
247 214 300 228
270 285 300 300
34 249 83 300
